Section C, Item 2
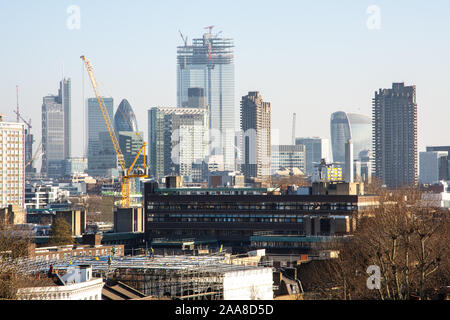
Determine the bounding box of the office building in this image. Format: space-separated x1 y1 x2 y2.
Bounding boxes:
118 132 145 169
41 96 65 178
330 111 371 163
372 83 418 188
114 99 138 132
271 144 306 174
63 157 88 176
0 118 25 208
295 137 331 176
40 78 71 178
87 97 114 157
419 151 448 185
148 107 209 180
187 87 207 109
60 78 71 160
240 92 271 179
356 149 373 183
24 128 36 177
87 97 117 177
112 99 145 170
177 28 235 171
88 132 118 178
426 146 450 181
144 182 379 252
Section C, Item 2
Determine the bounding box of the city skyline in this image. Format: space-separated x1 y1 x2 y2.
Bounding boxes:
1 1 450 161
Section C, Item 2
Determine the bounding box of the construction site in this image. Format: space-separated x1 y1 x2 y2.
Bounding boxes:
13 252 274 300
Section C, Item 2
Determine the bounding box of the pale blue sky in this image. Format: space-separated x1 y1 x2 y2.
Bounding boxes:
1 0 449 158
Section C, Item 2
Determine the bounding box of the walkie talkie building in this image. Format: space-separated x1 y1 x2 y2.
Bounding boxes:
177 29 235 171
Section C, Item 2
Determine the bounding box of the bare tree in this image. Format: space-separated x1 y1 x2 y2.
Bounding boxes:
304 187 449 300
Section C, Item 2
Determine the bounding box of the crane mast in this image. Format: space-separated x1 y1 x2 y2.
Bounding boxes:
80 55 147 207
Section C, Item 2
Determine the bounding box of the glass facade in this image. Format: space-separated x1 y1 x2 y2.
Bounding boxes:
330 112 371 163
41 96 65 177
148 107 209 179
59 78 71 159
271 144 306 174
114 99 139 132
87 97 114 156
87 97 116 177
40 79 71 178
295 138 331 176
177 32 235 170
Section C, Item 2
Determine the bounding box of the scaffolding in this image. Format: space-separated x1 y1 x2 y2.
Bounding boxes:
10 253 273 300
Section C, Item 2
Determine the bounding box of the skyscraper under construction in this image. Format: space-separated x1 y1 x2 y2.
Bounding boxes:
177 27 235 171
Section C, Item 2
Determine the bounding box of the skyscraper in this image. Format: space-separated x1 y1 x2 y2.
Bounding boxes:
419 151 448 185
87 97 117 177
114 99 145 169
59 78 71 160
372 83 418 188
240 92 271 179
330 111 371 163
114 99 139 133
271 144 306 174
40 79 71 178
41 96 65 178
187 87 207 109
0 117 25 208
426 146 450 181
177 28 235 171
295 137 332 176
148 107 209 180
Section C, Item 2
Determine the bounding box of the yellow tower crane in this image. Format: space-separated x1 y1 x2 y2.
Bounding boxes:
80 55 148 207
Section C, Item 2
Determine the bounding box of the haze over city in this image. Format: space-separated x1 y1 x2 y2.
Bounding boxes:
1 0 449 160
1 0 450 305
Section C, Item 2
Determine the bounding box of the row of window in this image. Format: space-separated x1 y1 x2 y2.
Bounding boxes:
148 203 357 211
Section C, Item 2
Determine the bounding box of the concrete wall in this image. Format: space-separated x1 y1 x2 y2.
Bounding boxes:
223 268 273 300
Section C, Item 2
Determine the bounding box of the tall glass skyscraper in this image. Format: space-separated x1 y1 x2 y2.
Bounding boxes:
41 79 71 178
177 29 235 171
148 107 209 180
114 99 145 169
41 97 65 178
59 78 71 159
330 111 371 163
87 97 117 177
114 99 139 133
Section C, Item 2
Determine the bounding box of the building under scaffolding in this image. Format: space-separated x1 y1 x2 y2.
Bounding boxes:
177 28 235 171
113 259 273 300
46 254 273 300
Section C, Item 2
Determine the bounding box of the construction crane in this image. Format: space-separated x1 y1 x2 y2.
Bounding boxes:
204 25 215 34
80 55 148 208
178 30 188 46
25 140 42 169
13 85 32 131
13 110 32 131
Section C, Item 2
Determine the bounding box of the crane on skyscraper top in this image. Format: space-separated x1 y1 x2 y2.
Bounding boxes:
80 55 148 208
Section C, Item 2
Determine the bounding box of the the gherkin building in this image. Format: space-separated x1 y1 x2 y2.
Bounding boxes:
114 99 139 132
113 99 145 171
